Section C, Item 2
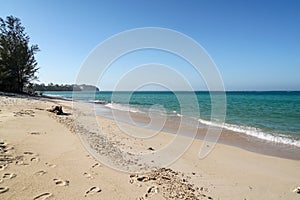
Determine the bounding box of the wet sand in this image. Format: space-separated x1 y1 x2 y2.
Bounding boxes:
95 106 300 160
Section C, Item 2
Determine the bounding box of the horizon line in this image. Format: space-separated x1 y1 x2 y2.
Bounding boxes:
93 90 300 92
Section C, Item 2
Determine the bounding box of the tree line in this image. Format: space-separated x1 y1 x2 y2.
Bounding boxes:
0 16 39 93
34 83 100 92
0 16 99 94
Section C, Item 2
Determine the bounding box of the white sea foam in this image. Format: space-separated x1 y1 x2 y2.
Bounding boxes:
91 100 107 104
198 119 300 147
102 102 300 148
44 94 63 98
105 103 140 113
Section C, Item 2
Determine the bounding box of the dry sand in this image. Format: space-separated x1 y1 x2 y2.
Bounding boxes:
0 94 299 199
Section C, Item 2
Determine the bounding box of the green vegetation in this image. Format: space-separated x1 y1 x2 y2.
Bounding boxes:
0 16 39 93
0 16 99 94
34 83 99 92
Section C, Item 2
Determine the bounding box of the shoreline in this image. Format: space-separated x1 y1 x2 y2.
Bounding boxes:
43 91 300 151
37 93 300 160
91 103 300 161
1 93 300 199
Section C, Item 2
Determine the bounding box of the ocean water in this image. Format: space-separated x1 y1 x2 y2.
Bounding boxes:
44 91 300 147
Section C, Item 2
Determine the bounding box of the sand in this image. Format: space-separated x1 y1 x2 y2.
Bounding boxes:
0 94 299 199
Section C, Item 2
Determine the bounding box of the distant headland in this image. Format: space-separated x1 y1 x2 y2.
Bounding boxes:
34 83 99 91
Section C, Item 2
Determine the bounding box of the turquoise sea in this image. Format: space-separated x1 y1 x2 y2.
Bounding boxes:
44 91 300 147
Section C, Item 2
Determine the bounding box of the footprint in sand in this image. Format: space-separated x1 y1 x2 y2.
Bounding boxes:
91 163 100 168
2 146 14 153
45 163 56 168
2 172 16 179
21 109 35 117
0 187 9 194
0 141 7 147
83 172 94 179
22 152 40 164
0 143 13 154
33 192 52 200
144 185 159 198
23 151 34 155
53 178 69 186
0 164 8 171
30 157 40 163
29 132 45 135
34 170 47 176
85 186 102 196
24 151 39 156
15 160 29 166
5 145 14 150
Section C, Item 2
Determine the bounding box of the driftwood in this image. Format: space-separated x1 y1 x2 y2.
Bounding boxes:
47 105 64 115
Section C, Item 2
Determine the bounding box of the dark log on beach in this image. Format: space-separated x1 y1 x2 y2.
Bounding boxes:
47 105 64 115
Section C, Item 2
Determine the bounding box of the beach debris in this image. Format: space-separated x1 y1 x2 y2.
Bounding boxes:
131 168 210 200
293 186 300 194
147 147 155 151
47 105 64 115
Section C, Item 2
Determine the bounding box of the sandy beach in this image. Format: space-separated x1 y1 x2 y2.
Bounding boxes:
0 94 300 200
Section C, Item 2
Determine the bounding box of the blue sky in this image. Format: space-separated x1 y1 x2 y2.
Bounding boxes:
1 0 300 91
